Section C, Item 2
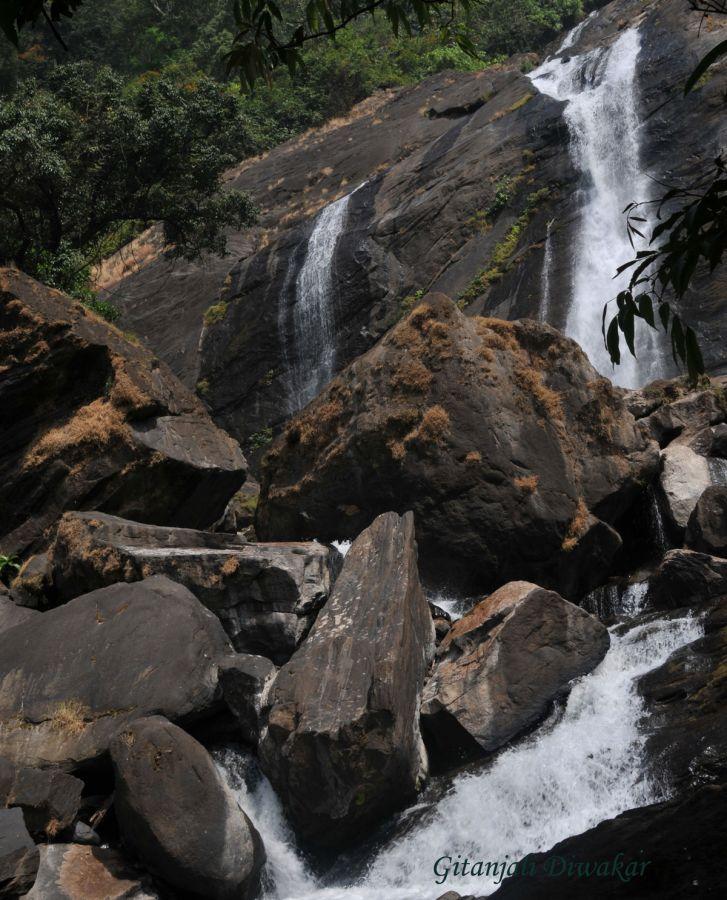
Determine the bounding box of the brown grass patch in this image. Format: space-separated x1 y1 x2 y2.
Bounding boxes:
51 699 89 736
562 498 590 552
514 366 564 423
406 405 451 447
389 359 433 394
514 474 539 494
221 556 240 577
465 450 482 465
23 399 128 469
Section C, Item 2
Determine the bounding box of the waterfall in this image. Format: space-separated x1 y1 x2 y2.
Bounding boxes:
216 612 702 900
529 27 665 388
283 187 361 414
538 219 555 323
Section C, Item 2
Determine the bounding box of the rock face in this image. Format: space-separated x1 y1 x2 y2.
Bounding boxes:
259 511 434 847
257 296 657 596
658 443 713 533
0 592 38 633
646 549 727 612
26 844 159 899
0 576 231 769
0 807 39 896
0 759 83 838
685 486 727 557
218 654 277 745
110 717 264 900
48 511 341 663
0 268 246 558
101 0 727 450
421 582 609 767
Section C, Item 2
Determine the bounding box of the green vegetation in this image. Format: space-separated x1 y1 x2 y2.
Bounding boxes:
247 427 274 450
459 187 550 306
204 301 230 328
0 553 20 585
83 299 121 323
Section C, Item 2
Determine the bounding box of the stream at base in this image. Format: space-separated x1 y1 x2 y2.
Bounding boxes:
216 611 702 900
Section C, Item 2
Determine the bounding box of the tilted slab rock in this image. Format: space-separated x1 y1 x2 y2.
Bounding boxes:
48 511 341 663
259 511 434 847
0 757 83 838
257 296 657 597
685 485 727 557
26 844 159 899
421 581 610 768
0 268 246 558
0 576 231 769
110 717 264 900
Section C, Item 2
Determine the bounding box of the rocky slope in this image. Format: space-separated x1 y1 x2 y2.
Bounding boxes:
99 0 727 451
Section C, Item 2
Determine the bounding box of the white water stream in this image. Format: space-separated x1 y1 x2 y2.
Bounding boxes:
217 611 702 900
529 25 665 387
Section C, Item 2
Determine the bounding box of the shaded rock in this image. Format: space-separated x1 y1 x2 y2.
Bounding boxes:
0 759 83 838
658 443 712 533
490 784 727 899
110 716 264 900
421 582 609 768
71 821 100 846
0 807 38 896
0 268 246 558
48 511 341 663
257 298 657 597
639 595 727 795
711 422 727 458
633 382 725 448
26 843 158 899
259 511 434 847
7 555 52 609
646 549 727 612
0 575 231 769
685 486 727 557
213 479 260 534
0 594 38 634
219 654 277 745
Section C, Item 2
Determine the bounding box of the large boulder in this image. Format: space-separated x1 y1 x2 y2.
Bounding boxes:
110 716 264 900
685 486 727 557
0 268 246 558
259 511 434 847
257 297 657 596
0 758 83 838
0 576 231 769
658 443 713 534
646 549 727 612
0 807 39 896
26 844 159 899
421 582 609 768
48 511 341 663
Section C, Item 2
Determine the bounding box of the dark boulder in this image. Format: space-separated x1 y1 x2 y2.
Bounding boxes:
26 843 159 899
110 716 264 900
646 550 727 612
48 511 341 663
257 297 656 597
0 268 246 559
0 807 39 896
0 575 231 769
421 582 609 769
0 758 83 839
685 486 727 557
490 784 727 899
218 654 277 746
259 511 434 847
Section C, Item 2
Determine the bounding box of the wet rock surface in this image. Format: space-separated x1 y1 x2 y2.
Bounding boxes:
47 510 341 663
257 296 657 596
259 511 434 847
421 582 610 768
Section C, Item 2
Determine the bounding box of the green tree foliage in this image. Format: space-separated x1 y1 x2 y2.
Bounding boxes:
0 63 257 295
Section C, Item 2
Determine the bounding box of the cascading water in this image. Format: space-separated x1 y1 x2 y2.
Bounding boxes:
283 186 362 414
216 611 702 900
529 26 665 387
538 219 555 323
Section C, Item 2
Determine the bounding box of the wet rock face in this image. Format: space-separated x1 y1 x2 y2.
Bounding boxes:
0 269 246 558
47 511 341 663
110 717 265 900
0 576 231 769
257 296 657 597
259 511 434 848
421 582 610 769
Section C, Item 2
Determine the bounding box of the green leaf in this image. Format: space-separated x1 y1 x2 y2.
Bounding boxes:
606 316 621 365
684 326 705 383
635 293 655 328
684 39 727 95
